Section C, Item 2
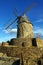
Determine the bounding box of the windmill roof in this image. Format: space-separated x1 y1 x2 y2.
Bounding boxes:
20 15 33 25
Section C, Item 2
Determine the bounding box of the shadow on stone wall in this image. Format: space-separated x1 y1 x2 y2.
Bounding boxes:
37 60 41 65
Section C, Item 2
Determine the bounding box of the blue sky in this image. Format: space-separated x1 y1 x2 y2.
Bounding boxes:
0 0 43 42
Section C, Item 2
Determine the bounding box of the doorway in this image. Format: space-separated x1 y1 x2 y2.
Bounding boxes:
32 38 37 46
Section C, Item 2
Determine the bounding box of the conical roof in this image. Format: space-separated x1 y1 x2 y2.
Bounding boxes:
19 15 29 22
19 15 32 25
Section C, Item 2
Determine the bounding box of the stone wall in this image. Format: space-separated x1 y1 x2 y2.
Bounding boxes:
1 37 43 48
0 46 20 57
36 38 43 48
10 37 32 47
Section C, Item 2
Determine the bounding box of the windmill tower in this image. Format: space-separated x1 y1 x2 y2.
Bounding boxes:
17 15 33 38
5 3 34 38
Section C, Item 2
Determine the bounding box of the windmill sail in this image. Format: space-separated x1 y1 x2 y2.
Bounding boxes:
4 3 34 38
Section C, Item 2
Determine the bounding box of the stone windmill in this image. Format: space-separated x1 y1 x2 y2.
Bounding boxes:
17 15 33 38
5 3 34 39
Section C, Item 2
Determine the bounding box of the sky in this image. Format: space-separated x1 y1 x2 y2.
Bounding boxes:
0 0 43 42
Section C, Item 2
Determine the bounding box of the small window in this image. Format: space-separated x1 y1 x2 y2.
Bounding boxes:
22 42 25 47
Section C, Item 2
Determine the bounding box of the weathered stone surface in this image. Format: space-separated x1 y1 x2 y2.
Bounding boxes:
36 38 43 48
0 56 20 65
2 42 9 46
0 46 43 65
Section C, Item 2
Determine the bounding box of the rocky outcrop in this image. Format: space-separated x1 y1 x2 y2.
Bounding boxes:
0 37 43 65
0 46 43 65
